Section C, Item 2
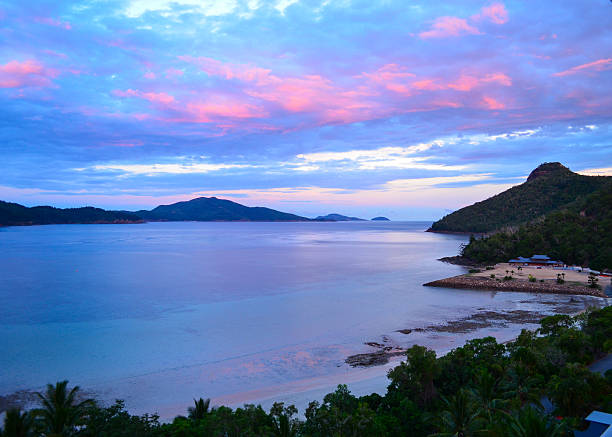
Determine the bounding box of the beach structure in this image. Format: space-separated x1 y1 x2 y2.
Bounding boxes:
508 254 563 267
574 411 612 436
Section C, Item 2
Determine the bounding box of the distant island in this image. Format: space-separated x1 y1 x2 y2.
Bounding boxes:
371 216 390 221
0 200 143 226
0 197 312 226
314 213 366 221
0 197 390 226
137 197 310 222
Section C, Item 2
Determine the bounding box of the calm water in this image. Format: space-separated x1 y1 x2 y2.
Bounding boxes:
0 222 602 417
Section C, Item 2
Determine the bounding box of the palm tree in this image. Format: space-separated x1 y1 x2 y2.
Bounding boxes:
509 406 564 437
187 397 210 421
34 380 94 437
432 389 486 437
1 408 35 437
473 371 509 426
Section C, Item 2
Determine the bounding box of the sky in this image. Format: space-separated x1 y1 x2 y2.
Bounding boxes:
1 0 611 220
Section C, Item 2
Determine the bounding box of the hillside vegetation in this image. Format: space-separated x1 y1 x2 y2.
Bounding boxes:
0 201 142 226
430 163 609 233
137 197 309 222
461 180 612 271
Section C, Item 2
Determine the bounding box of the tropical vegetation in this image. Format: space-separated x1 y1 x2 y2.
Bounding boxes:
3 306 611 436
461 179 612 271
429 162 610 234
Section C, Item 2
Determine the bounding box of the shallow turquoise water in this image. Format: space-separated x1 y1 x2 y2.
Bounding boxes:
0 222 601 417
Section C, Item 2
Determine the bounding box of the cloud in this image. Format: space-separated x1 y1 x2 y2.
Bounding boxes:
419 16 481 39
420 3 508 39
113 88 175 104
553 58 612 77
122 0 238 18
294 139 467 171
383 174 494 190
482 96 505 110
35 16 72 30
577 167 612 176
0 60 57 89
82 162 251 176
474 3 509 24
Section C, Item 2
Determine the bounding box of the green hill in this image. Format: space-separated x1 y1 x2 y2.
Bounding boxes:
461 180 612 271
136 197 310 222
0 201 143 226
429 163 610 233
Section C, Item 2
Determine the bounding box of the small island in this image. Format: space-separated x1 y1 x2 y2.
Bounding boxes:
314 213 366 221
371 216 390 221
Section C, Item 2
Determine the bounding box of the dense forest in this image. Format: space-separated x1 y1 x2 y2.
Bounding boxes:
3 306 611 436
429 163 610 233
461 180 612 271
0 201 142 226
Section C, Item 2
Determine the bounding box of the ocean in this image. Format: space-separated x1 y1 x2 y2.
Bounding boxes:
0 221 601 418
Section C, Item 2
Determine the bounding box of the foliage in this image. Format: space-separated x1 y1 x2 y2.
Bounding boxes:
0 408 35 437
461 180 612 271
6 307 612 437
33 380 94 437
0 201 141 226
430 162 610 233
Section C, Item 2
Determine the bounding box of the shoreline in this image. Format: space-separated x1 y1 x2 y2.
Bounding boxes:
424 274 607 298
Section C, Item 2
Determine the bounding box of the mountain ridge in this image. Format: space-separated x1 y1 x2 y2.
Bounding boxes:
0 201 143 226
429 162 610 233
136 196 310 222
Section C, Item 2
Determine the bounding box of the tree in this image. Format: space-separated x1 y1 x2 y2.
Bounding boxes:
34 380 94 437
508 406 564 437
187 398 210 421
1 408 35 437
587 273 599 289
432 389 486 437
387 345 440 407
269 402 300 437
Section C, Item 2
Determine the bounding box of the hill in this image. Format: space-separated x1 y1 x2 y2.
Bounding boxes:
0 201 143 226
429 163 610 233
315 213 365 221
136 197 309 222
461 179 612 271
371 216 390 221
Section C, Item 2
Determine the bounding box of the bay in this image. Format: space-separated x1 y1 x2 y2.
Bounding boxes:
0 221 601 418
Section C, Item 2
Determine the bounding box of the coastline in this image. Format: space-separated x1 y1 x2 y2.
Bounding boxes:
424 274 607 298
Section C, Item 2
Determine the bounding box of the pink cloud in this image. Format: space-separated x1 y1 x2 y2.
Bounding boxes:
482 96 505 110
0 60 57 88
113 89 175 105
475 3 509 24
179 56 271 84
412 79 444 91
552 58 612 77
35 17 71 30
419 16 481 39
185 101 267 121
448 72 511 91
361 64 415 83
144 71 156 79
179 56 369 119
113 87 267 125
359 64 415 95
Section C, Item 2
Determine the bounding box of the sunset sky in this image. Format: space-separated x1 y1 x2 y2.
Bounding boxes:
1 0 611 219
